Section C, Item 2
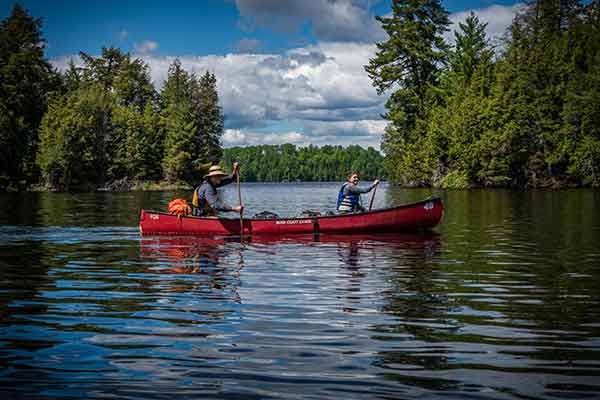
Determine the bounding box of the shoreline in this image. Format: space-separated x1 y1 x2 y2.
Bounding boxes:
0 179 597 193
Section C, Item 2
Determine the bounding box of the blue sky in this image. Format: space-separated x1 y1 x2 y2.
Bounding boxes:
1 0 523 149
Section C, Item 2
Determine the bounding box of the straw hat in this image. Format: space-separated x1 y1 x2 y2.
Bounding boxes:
204 165 228 178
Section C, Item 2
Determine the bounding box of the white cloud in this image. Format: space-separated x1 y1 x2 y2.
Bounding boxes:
223 129 306 146
119 29 128 40
134 40 159 54
222 119 387 149
304 120 387 137
133 41 385 132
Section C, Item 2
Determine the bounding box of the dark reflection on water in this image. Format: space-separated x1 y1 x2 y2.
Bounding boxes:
1 184 600 399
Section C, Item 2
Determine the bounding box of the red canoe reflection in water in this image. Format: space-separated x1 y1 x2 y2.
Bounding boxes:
139 233 442 310
139 233 442 271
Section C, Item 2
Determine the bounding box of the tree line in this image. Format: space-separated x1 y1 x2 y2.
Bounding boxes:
222 144 383 182
1 4 223 190
367 0 600 188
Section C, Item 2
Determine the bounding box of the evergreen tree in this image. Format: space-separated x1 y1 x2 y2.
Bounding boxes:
63 59 82 93
365 0 450 184
161 102 197 182
0 3 58 182
37 84 116 189
365 0 450 132
194 71 224 162
450 12 493 85
79 47 155 109
159 58 190 109
160 59 198 182
79 47 125 90
160 60 224 182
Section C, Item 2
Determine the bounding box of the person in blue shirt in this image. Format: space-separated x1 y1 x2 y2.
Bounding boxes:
337 171 379 213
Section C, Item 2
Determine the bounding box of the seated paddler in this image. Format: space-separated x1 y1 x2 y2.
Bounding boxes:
337 171 380 213
192 163 243 217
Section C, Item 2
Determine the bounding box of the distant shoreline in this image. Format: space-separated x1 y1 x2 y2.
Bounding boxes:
1 179 595 193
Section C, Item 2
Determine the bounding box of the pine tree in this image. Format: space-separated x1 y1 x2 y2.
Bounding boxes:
365 0 450 131
161 102 197 182
160 61 224 182
160 59 198 182
450 12 494 85
194 71 224 162
79 47 155 109
160 59 190 109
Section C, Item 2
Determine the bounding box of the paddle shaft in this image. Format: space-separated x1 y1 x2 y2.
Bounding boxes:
368 182 378 211
236 166 243 237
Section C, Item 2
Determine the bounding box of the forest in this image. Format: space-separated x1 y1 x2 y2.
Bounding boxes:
2 0 599 190
1 4 223 191
367 0 600 188
222 144 383 182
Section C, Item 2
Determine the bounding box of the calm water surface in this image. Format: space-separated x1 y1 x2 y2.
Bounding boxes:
1 183 599 399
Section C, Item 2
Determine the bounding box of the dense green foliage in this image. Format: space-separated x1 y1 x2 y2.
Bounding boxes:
1 4 224 190
37 48 224 189
0 4 59 185
222 144 383 182
161 61 223 182
368 0 600 188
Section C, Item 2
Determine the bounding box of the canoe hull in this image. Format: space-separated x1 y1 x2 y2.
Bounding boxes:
139 197 443 236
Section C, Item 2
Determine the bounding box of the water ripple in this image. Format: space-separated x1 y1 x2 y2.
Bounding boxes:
2 187 600 399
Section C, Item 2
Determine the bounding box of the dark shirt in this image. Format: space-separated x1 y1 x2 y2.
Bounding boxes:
194 175 235 215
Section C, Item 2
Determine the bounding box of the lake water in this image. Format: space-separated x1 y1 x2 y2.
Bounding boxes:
1 183 599 399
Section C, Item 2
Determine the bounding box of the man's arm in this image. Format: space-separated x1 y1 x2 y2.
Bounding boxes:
345 182 376 195
217 163 240 187
216 175 235 187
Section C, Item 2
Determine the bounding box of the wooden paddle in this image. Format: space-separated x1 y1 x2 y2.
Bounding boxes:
236 164 243 238
368 180 379 211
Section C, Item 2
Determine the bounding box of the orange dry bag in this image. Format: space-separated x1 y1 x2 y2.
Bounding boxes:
168 198 192 217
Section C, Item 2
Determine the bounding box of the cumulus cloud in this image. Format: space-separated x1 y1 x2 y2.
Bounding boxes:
234 0 385 42
233 38 263 53
222 119 387 148
304 120 387 137
134 40 159 54
223 129 306 146
132 41 384 131
448 3 524 44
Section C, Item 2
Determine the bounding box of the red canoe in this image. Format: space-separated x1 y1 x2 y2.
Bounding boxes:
139 197 443 236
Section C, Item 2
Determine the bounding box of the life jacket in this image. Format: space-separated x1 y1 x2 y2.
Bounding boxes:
192 183 217 217
336 182 360 211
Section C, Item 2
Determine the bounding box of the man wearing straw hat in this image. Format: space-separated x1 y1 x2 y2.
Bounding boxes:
192 162 243 217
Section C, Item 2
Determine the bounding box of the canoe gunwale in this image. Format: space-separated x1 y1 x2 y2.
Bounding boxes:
141 197 442 222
